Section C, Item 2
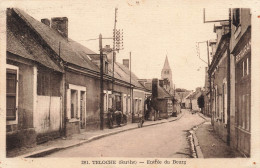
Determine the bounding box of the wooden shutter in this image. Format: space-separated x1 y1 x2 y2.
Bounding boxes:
6 69 17 120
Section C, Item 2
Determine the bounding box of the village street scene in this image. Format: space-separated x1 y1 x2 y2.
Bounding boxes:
3 1 252 159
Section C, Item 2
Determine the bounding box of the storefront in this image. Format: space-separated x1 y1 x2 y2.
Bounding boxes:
234 37 251 156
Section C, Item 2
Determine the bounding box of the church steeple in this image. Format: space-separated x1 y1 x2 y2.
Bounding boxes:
161 55 174 94
162 55 171 70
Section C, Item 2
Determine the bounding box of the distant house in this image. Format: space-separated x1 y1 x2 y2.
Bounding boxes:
175 89 192 108
185 87 203 112
184 92 193 109
151 78 173 119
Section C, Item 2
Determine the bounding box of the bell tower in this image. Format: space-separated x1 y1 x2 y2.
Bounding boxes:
161 55 174 94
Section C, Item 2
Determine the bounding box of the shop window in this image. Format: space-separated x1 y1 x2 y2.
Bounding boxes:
6 68 18 121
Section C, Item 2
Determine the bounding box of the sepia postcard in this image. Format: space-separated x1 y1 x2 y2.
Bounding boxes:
0 0 259 168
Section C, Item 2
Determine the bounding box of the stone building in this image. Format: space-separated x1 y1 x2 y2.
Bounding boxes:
207 8 251 157
5 8 151 151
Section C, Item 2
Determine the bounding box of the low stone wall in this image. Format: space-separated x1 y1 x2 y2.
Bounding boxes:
6 128 36 150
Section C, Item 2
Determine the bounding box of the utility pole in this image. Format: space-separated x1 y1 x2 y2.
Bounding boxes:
130 52 134 123
112 8 118 93
226 8 231 146
99 34 104 130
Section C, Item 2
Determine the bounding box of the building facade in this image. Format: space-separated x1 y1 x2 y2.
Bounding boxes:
207 8 251 157
6 8 151 151
209 22 230 143
230 8 251 156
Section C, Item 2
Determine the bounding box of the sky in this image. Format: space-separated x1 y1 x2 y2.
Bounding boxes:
6 0 229 90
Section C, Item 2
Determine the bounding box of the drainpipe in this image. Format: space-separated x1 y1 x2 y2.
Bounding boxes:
99 34 104 130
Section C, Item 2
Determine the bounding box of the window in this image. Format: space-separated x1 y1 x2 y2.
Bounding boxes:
6 68 18 121
139 99 142 114
247 57 249 75
242 61 245 76
246 94 250 131
71 90 78 119
108 94 113 109
223 82 228 124
37 68 61 96
115 93 122 111
232 8 240 27
104 92 107 112
241 58 249 77
219 95 222 121
127 95 131 114
123 95 127 114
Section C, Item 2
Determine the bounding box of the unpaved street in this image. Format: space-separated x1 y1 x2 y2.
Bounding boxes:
47 110 205 158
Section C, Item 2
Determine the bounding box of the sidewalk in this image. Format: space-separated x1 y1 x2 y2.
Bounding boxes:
7 111 184 158
191 113 243 158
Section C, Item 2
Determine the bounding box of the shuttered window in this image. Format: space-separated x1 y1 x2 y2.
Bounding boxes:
37 68 61 96
6 69 17 121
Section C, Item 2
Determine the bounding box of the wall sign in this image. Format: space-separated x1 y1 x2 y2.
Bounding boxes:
236 39 251 63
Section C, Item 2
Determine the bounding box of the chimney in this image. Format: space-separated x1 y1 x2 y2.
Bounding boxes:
41 18 50 26
123 59 129 69
196 87 201 92
152 78 158 98
51 17 68 38
103 45 113 63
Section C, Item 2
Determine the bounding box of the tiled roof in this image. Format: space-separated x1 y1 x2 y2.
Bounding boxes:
157 85 171 99
77 51 146 90
13 8 99 72
186 90 202 100
7 10 62 72
9 8 147 91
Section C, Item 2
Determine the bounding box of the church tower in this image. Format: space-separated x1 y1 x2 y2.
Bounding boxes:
161 55 174 94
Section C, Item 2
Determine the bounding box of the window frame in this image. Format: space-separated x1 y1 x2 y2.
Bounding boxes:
67 84 86 122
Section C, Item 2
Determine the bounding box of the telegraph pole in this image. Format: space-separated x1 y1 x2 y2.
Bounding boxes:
99 34 104 130
130 52 134 123
112 8 118 93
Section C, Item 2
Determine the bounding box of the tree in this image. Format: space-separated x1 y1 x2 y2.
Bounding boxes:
197 95 205 112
